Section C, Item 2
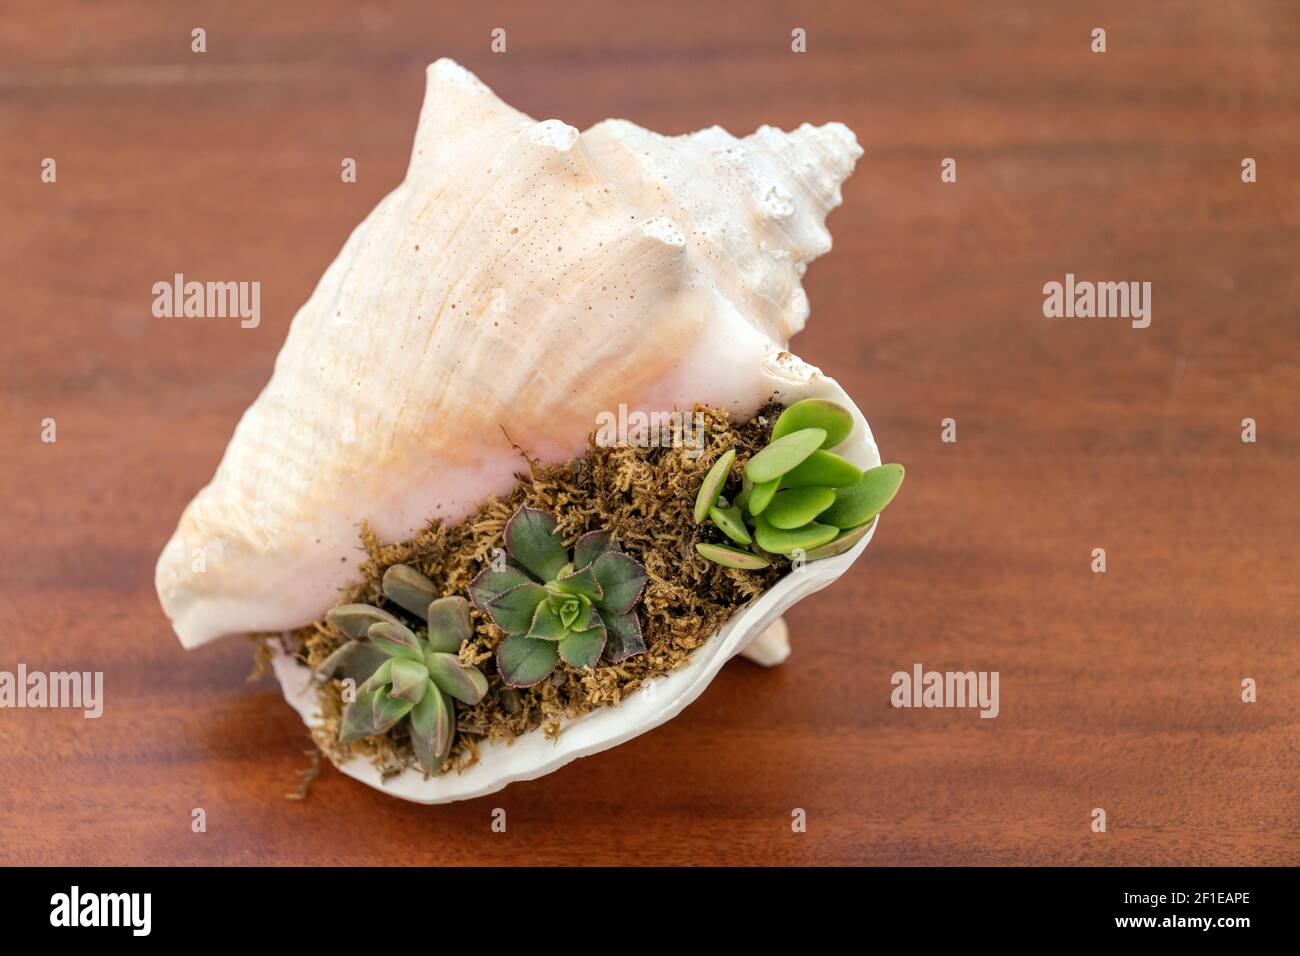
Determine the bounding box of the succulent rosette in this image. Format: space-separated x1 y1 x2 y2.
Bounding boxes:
320 564 488 773
470 507 648 687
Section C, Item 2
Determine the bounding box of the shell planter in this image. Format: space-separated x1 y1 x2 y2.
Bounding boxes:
155 59 903 803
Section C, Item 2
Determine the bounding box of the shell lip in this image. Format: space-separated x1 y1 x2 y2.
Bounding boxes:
272 365 881 804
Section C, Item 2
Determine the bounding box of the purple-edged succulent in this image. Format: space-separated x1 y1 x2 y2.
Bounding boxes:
321 563 488 774
469 507 649 687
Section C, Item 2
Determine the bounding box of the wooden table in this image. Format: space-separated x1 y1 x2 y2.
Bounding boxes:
2 0 1296 866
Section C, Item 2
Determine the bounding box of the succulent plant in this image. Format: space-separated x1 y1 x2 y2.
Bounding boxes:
694 399 905 567
319 563 488 774
469 507 649 688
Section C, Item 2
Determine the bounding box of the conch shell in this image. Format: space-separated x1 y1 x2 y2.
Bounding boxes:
156 59 874 801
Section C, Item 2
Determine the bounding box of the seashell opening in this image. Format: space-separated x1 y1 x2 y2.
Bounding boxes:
272 363 879 804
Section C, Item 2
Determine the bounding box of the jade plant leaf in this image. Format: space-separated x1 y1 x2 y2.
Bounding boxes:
753 516 840 555
497 633 561 688
747 477 780 515
708 501 752 545
691 398 900 572
426 652 489 704
693 448 735 522
694 542 770 569
558 626 606 669
485 582 549 634
381 564 437 620
764 486 836 530
778 449 863 489
802 518 876 561
505 507 570 582
599 609 646 662
770 399 854 449
819 463 905 528
734 477 752 512
591 551 648 614
743 427 825 484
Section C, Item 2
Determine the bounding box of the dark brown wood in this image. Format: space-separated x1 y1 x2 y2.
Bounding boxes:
1 0 1296 866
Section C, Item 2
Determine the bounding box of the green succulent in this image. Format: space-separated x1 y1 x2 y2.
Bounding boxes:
469 507 649 688
694 399 905 567
319 563 488 774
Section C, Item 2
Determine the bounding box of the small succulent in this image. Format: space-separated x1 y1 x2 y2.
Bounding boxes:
469 507 649 688
694 399 905 568
320 563 488 774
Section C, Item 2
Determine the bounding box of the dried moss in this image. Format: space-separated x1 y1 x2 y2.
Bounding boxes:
285 749 321 801
286 402 784 778
246 634 276 683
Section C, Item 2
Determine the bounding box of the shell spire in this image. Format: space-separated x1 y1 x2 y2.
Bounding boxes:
581 117 862 343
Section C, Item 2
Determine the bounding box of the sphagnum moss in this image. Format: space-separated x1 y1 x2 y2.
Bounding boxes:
271 403 784 779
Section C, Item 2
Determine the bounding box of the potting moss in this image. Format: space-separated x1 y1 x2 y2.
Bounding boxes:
268 402 785 779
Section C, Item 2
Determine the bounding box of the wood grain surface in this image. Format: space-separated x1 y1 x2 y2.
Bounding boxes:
1 0 1297 866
